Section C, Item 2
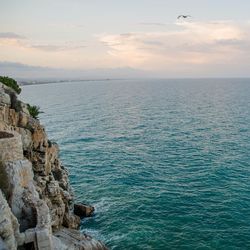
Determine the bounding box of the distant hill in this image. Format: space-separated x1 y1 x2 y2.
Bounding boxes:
0 61 155 83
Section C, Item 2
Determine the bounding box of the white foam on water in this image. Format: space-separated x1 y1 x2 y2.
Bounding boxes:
94 197 113 213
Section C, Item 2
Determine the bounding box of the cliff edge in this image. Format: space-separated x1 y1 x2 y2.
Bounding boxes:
0 82 107 250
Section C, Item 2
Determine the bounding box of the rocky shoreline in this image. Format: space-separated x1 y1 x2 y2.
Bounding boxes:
0 82 107 249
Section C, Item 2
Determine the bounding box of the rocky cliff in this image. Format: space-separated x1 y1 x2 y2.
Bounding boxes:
0 82 107 250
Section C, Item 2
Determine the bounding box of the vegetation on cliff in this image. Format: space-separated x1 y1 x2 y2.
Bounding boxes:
0 76 22 94
27 104 43 119
0 75 42 119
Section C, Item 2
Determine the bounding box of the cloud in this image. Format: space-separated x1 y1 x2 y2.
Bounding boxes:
99 20 250 70
1 21 250 77
0 32 25 47
49 23 85 29
0 32 26 39
138 22 167 27
0 32 86 52
29 44 86 52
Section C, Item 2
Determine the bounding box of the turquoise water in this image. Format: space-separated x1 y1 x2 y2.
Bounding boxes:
21 79 250 249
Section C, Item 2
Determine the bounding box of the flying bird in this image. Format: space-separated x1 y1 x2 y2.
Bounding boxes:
177 15 192 19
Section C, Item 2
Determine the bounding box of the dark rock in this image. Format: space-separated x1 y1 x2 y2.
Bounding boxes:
0 131 14 139
74 203 95 217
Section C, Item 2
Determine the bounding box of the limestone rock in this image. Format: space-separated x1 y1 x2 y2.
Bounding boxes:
0 190 23 250
3 160 38 232
0 91 11 106
0 81 108 249
63 212 81 230
0 83 12 106
47 181 60 197
0 131 23 162
74 204 95 218
53 228 108 250
20 102 29 115
16 127 32 151
32 124 48 151
18 111 29 128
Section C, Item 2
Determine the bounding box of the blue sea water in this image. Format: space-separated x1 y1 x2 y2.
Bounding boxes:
21 79 250 250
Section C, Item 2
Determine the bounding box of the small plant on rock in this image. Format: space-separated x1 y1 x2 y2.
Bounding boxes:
27 104 43 119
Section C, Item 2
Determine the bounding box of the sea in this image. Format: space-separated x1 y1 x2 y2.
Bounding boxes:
21 78 250 250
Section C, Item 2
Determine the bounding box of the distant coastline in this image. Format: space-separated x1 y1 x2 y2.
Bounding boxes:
19 77 250 86
19 78 127 86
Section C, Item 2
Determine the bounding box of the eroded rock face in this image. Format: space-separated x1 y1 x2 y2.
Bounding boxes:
0 190 23 250
0 84 80 231
0 82 106 249
4 160 38 232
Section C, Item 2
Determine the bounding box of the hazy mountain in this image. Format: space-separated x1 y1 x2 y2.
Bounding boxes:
0 61 154 82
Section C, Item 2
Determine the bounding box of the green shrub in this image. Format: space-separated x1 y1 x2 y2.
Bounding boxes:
27 104 43 119
0 76 21 94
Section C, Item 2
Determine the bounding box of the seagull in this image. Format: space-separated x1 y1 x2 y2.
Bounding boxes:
177 15 192 19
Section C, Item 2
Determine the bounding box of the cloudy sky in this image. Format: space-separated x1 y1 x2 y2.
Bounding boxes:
1 0 250 78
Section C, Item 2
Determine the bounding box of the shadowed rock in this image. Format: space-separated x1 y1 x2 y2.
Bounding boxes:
74 204 95 217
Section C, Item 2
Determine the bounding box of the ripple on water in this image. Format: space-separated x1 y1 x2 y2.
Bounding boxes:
21 79 250 249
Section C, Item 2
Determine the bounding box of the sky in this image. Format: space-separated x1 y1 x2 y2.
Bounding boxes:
1 0 250 78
